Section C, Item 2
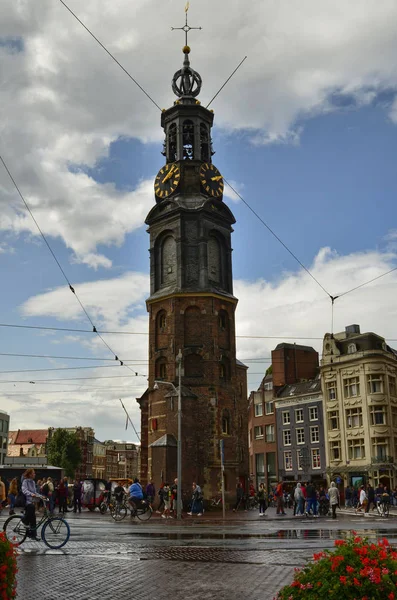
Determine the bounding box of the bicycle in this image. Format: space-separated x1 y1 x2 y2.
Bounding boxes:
129 498 153 521
3 495 70 549
376 498 390 517
210 496 222 508
109 495 129 522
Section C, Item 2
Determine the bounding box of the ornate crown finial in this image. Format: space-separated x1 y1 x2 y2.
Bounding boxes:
171 4 202 99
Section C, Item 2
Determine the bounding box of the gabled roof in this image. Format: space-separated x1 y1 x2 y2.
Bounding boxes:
277 378 321 398
13 429 48 444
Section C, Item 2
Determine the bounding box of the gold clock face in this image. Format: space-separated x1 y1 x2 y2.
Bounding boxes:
200 163 224 198
154 163 181 199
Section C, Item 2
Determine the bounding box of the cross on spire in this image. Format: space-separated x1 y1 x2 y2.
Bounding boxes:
171 2 202 47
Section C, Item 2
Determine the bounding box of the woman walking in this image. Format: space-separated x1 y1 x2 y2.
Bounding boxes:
8 478 18 515
329 481 340 519
257 483 267 516
294 483 305 516
188 482 203 516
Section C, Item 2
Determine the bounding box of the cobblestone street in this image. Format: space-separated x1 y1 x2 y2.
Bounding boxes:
3 506 397 600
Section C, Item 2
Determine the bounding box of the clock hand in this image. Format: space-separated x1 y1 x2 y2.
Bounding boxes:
211 175 223 181
162 166 175 183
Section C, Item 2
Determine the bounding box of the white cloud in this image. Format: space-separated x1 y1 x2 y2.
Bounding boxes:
1 245 395 436
234 247 397 390
1 0 397 263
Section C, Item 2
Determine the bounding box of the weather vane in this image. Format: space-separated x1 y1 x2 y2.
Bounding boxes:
171 2 202 47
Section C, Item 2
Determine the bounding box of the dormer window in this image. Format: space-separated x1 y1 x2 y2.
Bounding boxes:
347 343 357 354
27 437 33 443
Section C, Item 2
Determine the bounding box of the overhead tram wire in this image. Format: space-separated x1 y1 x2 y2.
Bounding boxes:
57 0 161 112
205 56 247 109
0 156 141 379
0 374 147 385
0 322 326 340
223 178 332 299
331 265 397 302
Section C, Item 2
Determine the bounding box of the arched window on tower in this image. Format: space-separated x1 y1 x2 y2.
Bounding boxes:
182 120 195 160
155 357 167 380
161 235 177 287
218 309 230 350
208 236 221 284
184 306 202 346
168 123 177 162
184 353 203 378
222 409 231 435
200 123 210 162
155 310 167 350
220 357 231 381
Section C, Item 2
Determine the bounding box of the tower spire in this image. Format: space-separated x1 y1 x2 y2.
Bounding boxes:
171 2 202 47
171 3 202 99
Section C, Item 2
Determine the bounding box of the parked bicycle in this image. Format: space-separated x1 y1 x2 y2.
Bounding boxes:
210 495 222 508
376 497 390 517
3 495 70 549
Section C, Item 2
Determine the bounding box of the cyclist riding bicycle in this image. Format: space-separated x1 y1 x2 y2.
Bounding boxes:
128 478 143 511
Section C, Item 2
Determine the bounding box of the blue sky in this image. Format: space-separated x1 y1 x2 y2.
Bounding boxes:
1 0 397 441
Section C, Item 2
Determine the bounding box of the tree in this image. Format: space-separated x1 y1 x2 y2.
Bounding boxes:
47 429 82 478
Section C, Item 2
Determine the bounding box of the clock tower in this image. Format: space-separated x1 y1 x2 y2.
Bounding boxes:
137 37 249 503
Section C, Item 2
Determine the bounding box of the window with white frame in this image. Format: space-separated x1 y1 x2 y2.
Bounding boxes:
372 437 388 460
347 343 357 354
367 374 384 394
346 407 363 429
284 450 292 471
295 408 304 423
326 381 337 401
254 402 263 417
370 405 386 426
265 400 274 415
344 376 360 398
311 448 321 469
296 428 305 444
283 429 291 446
348 438 365 460
389 376 396 398
282 411 290 425
296 450 303 470
254 425 263 439
309 406 318 421
265 424 275 443
310 425 319 443
328 410 339 430
330 440 341 460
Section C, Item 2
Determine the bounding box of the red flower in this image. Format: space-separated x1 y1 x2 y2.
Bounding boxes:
339 576 347 584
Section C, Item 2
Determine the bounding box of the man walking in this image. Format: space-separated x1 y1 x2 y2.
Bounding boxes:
275 480 286 515
305 482 318 517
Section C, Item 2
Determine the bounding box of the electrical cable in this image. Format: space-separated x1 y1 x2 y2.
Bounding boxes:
205 56 247 109
0 154 143 379
224 177 332 299
57 0 162 111
333 266 397 301
0 321 327 340
0 374 146 384
0 364 130 375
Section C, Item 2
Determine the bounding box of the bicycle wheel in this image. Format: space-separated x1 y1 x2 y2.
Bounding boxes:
3 515 27 546
99 502 108 514
111 503 127 522
42 517 70 549
136 504 153 521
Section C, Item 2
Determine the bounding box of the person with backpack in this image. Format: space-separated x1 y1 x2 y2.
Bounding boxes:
156 482 166 514
161 483 171 519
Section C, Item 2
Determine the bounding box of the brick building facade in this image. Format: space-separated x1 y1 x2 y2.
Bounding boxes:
137 44 249 503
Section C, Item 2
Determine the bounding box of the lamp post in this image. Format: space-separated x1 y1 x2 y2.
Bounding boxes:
154 348 183 520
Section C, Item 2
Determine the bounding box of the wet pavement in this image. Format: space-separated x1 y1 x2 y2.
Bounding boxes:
3 506 397 600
